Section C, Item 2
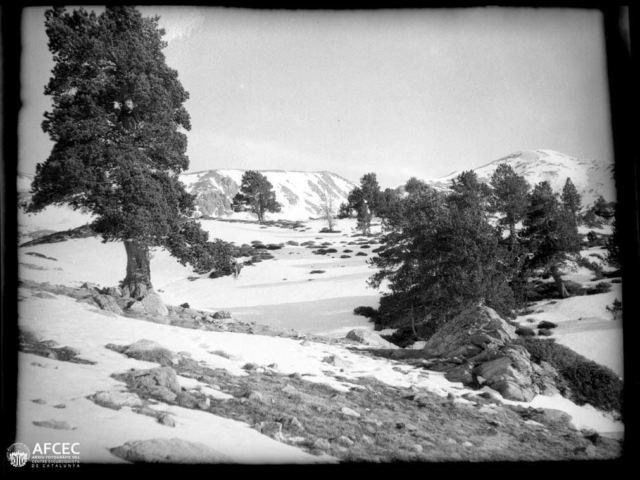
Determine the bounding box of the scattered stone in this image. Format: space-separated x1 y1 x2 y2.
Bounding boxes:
322 355 352 369
110 438 234 464
358 435 375 446
112 367 181 403
117 339 180 366
157 413 176 427
212 311 232 319
336 436 354 447
281 385 298 396
256 421 285 442
90 391 144 410
34 292 57 300
346 328 399 349
463 441 473 447
245 391 267 404
278 415 305 433
413 444 423 453
313 438 331 451
81 282 99 291
176 392 199 409
446 438 458 445
33 420 74 430
340 407 361 418
53 404 66 409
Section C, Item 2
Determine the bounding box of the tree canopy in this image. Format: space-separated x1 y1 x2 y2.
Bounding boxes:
26 6 232 298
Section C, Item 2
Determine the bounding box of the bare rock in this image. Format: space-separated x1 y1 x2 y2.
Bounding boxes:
340 407 361 418
336 436 354 447
120 339 180 366
92 294 124 315
346 329 399 349
33 419 74 430
322 355 352 369
113 367 181 403
110 438 234 464
142 293 169 317
90 391 144 410
422 305 516 358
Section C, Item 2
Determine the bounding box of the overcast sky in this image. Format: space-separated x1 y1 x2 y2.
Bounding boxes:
19 7 614 189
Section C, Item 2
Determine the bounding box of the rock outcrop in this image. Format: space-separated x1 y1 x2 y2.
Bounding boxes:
422 305 560 402
346 329 399 349
110 438 234 464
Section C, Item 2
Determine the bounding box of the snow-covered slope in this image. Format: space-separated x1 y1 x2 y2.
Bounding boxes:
179 170 356 220
425 150 615 210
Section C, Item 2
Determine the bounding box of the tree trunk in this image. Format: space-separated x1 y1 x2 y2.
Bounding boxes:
122 240 153 299
550 264 569 298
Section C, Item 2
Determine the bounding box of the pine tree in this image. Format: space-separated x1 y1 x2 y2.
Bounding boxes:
490 164 530 244
369 178 514 339
561 177 582 218
346 173 382 235
26 6 232 299
231 171 282 223
522 181 581 298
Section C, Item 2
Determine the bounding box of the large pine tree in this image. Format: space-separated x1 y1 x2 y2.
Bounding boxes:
489 164 530 245
522 181 581 298
26 6 232 299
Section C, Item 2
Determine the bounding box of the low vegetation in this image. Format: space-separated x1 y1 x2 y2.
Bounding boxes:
515 337 623 415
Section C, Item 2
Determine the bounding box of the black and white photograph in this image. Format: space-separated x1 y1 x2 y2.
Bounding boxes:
3 5 636 467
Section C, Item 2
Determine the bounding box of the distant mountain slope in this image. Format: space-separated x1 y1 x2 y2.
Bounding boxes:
179 170 356 220
424 150 615 210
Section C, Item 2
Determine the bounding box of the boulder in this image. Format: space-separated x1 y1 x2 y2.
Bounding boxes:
422 305 516 359
421 305 558 402
121 339 180 366
92 294 124 315
142 293 169 317
110 438 234 464
90 391 144 410
346 329 398 349
113 367 181 403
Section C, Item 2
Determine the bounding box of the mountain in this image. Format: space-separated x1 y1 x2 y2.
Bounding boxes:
179 170 356 220
423 150 616 210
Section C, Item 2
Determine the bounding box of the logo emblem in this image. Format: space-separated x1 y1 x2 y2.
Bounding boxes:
7 443 30 468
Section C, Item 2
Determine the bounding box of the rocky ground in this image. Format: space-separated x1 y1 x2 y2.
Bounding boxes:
14 279 623 464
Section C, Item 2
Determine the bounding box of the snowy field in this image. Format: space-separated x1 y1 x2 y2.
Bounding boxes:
14 206 625 463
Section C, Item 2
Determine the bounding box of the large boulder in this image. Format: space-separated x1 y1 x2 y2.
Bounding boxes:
110 438 234 463
422 305 517 359
346 329 398 349
422 305 558 402
142 293 169 317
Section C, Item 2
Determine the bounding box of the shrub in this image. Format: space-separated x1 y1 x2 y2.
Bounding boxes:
354 306 378 319
606 298 622 320
537 320 558 329
538 328 553 336
356 252 368 257
180 302 190 309
516 327 536 337
343 249 353 253
340 255 351 259
310 270 325 274
515 337 623 413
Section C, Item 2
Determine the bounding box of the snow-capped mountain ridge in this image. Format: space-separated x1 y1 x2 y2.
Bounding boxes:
179 169 356 220
424 149 615 210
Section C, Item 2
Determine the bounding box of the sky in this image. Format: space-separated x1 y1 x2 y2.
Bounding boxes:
19 6 615 189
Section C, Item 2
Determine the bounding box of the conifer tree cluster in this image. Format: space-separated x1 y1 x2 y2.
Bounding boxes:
231 171 282 223
367 165 586 340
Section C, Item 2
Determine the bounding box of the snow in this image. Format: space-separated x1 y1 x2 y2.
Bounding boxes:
15 207 625 463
